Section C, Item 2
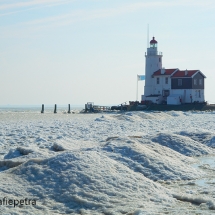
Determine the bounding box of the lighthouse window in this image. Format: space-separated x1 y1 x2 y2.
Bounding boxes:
157 77 160 84
159 58 161 62
178 79 182 86
165 77 168 84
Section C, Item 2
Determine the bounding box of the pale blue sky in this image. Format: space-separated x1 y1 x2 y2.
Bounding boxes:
1 0 215 105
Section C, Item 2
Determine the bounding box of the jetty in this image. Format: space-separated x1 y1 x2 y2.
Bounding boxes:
84 101 215 112
84 102 111 113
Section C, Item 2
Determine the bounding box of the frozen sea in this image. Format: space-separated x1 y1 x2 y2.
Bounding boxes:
0 107 215 214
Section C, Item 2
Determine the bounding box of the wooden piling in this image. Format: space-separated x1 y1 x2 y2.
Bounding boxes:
41 104 44 113
68 104 71 113
54 104 57 113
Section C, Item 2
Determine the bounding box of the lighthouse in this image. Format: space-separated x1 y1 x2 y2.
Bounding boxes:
141 36 206 105
143 37 163 97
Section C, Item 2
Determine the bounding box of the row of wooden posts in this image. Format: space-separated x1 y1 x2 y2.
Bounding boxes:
41 104 71 114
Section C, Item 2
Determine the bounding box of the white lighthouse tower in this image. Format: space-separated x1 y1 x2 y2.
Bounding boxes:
143 37 163 97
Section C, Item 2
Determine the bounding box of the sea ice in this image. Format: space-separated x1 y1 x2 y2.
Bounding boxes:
102 137 202 181
0 110 215 214
151 133 214 156
7 151 174 214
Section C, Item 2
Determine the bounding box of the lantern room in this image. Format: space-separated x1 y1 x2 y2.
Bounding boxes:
150 37 157 48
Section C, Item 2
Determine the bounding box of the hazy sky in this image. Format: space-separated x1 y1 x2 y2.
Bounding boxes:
1 0 215 106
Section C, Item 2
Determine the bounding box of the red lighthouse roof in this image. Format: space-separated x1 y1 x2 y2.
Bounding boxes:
172 70 199 77
153 68 178 76
150 37 157 44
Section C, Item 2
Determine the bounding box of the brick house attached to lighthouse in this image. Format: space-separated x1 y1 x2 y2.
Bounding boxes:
141 37 206 105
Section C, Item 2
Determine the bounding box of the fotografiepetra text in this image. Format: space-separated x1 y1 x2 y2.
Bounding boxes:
0 197 36 207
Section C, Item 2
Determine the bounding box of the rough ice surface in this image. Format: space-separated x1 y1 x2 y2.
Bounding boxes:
8 151 174 214
102 137 201 180
152 133 213 156
177 130 215 148
0 110 215 214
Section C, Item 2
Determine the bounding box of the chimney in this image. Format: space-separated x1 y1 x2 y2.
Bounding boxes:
161 68 165 74
185 69 188 76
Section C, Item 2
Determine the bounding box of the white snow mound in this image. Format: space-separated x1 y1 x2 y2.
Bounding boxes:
152 133 214 156
102 137 202 180
178 130 215 148
10 151 174 214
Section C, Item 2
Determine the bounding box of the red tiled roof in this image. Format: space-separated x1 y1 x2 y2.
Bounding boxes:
171 70 199 77
153 68 178 76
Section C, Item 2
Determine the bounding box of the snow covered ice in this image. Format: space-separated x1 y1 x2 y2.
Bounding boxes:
0 110 215 214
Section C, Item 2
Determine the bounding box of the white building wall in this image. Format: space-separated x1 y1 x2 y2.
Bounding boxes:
153 76 171 95
192 89 205 102
171 89 186 103
167 95 181 105
144 96 163 104
171 89 205 103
